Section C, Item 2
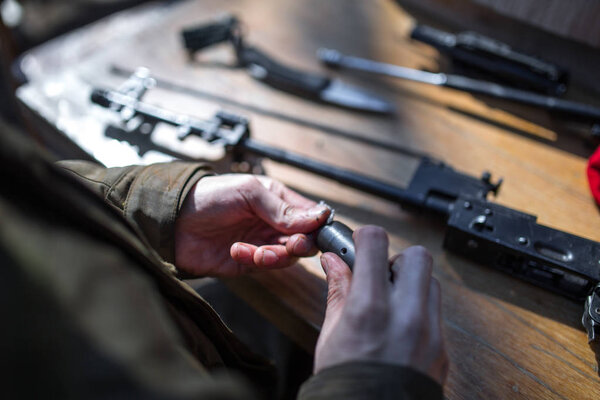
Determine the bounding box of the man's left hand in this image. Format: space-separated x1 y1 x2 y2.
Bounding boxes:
175 174 330 277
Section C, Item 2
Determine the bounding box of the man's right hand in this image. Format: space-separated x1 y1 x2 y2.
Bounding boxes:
314 226 449 385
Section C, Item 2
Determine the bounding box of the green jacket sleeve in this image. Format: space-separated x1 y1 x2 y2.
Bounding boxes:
298 362 443 400
56 160 212 264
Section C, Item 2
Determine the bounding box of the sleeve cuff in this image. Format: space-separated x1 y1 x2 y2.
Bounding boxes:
124 162 212 264
298 361 443 400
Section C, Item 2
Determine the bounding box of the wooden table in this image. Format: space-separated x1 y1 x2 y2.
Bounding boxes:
16 1 600 398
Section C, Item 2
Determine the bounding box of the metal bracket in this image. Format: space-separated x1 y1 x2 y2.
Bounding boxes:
583 285 600 343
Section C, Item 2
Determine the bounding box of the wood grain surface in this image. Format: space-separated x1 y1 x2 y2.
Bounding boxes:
471 0 600 48
16 0 600 398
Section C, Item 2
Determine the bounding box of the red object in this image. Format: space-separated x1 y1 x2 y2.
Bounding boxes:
587 146 600 205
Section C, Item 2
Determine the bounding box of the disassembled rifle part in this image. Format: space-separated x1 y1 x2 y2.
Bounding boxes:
318 49 600 137
314 203 356 270
91 68 600 343
181 15 394 114
410 24 568 96
583 286 600 344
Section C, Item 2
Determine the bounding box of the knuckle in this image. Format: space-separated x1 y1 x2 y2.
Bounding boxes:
277 203 296 229
239 176 262 196
357 225 388 242
404 246 433 270
269 179 285 193
281 202 296 217
249 175 265 190
405 245 432 261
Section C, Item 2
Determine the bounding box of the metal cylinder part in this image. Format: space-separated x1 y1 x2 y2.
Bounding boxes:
316 221 356 269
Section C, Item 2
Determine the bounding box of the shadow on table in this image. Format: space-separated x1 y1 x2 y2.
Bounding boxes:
374 80 598 159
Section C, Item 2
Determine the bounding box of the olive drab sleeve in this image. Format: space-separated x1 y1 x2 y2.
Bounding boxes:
0 126 265 399
57 160 212 264
298 362 443 400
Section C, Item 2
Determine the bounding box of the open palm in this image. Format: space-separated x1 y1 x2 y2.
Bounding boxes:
175 174 330 277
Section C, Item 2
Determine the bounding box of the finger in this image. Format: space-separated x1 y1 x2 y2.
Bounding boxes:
230 242 258 265
427 278 443 343
391 245 433 303
348 226 390 303
249 185 330 234
259 177 318 210
279 185 317 210
426 278 448 385
231 242 298 269
286 233 319 257
270 180 317 210
388 253 402 282
321 252 352 324
253 244 299 269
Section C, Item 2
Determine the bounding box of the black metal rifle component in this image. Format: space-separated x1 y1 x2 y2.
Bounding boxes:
181 15 393 114
318 49 600 136
411 24 568 96
583 286 600 345
110 65 435 161
315 205 356 269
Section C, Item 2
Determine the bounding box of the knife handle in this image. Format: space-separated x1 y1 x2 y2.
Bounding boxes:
238 46 330 98
182 16 238 53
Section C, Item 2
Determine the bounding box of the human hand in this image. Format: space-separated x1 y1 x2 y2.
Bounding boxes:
174 174 330 277
314 226 448 385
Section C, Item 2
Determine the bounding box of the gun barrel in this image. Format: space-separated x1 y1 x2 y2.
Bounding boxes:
239 138 425 210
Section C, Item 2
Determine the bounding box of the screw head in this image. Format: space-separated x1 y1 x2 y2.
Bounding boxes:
140 122 153 135
517 237 529 245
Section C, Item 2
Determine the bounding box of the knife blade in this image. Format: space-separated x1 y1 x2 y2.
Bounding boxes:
238 46 394 114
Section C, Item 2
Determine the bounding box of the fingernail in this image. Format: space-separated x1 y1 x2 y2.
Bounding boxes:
292 237 311 254
234 243 252 260
261 249 279 265
307 205 329 221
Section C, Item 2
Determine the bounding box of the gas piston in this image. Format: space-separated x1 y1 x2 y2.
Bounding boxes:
314 205 356 269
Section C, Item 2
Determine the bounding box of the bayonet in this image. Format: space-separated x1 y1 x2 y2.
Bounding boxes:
181 15 394 114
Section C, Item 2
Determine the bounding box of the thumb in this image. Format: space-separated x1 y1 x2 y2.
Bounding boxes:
250 188 330 234
321 253 352 328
